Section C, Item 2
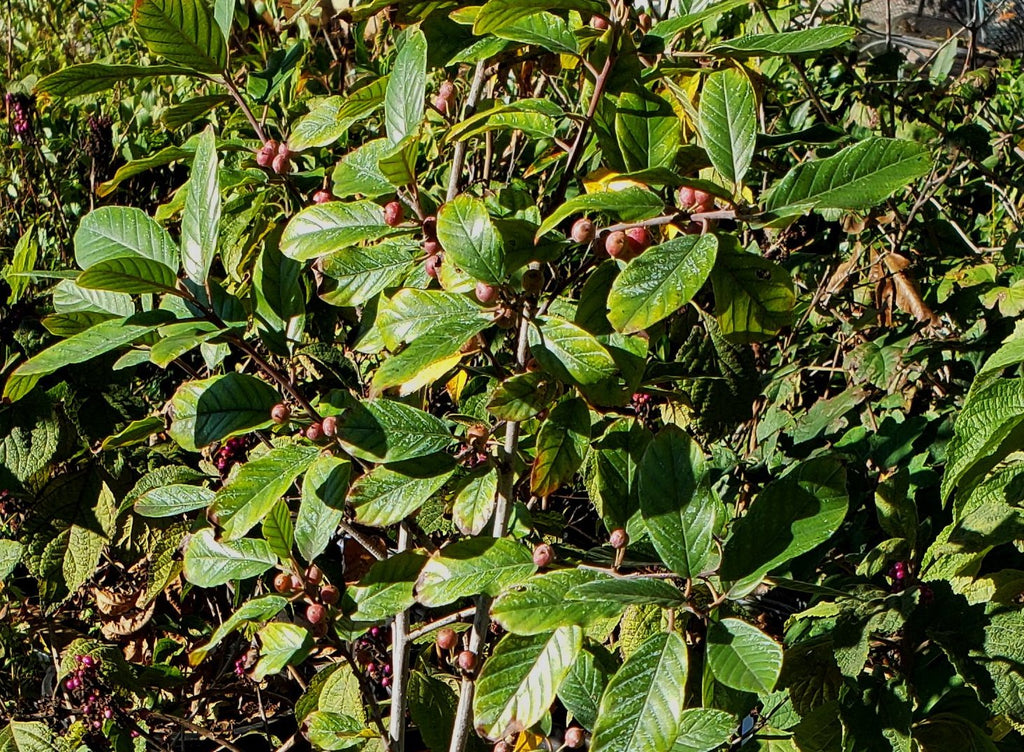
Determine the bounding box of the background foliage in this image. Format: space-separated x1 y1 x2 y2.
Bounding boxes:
2 0 1024 750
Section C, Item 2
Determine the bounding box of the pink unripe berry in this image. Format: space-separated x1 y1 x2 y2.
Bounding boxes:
271 403 291 424
565 727 585 749
610 528 629 549
476 281 498 304
320 584 341 604
532 543 555 568
571 218 596 243
277 142 292 159
384 201 405 227
626 226 651 255
322 415 338 437
306 603 327 625
457 650 477 673
272 153 291 174
306 423 324 442
313 189 334 204
423 239 442 257
591 15 609 29
605 231 628 259
426 254 442 278
437 628 458 650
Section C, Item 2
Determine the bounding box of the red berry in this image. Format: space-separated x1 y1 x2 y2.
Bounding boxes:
605 231 628 259
320 585 341 604
290 574 305 591
306 603 327 625
322 415 338 437
476 281 498 304
274 573 292 593
256 143 275 167
457 650 477 673
277 142 292 159
637 12 652 32
384 201 405 227
272 153 291 174
426 254 443 278
571 218 596 243
678 186 714 212
306 565 323 585
626 226 651 254
565 727 585 749
494 306 516 329
423 239 442 257
435 81 456 115
591 15 609 29
271 403 291 424
313 189 334 204
436 628 458 650
609 528 629 549
306 423 324 442
532 543 555 568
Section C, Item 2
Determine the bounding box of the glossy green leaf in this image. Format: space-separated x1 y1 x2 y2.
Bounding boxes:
447 104 558 143
672 709 737 752
334 398 455 464
436 194 505 285
764 138 932 215
210 443 319 540
304 712 368 750
288 77 387 151
710 26 857 55
350 550 428 621
181 127 220 284
371 317 489 395
0 721 58 752
332 139 395 198
453 467 499 536
378 135 419 186
385 28 427 144
528 316 618 387
349 464 453 527
710 244 795 342
706 618 783 694
318 240 415 307
567 578 687 607
616 88 680 172
189 594 289 664
0 541 22 582
167 373 280 452
133 0 228 73
36 63 193 98
295 456 351 562
262 499 295 562
698 68 756 185
607 235 718 334
536 187 665 240
183 528 277 587
253 622 313 680
532 397 591 497
280 201 404 262
638 426 718 579
491 569 623 635
490 11 579 54
473 0 604 34
648 0 751 37
134 483 215 517
488 372 560 421
378 288 485 350
76 256 178 294
582 418 650 532
474 627 583 740
74 206 178 271
416 537 536 607
590 632 689 752
558 643 616 731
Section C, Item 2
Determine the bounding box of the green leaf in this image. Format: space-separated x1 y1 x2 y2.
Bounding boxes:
262 499 295 562
590 632 689 752
378 135 419 187
211 443 319 540
558 643 616 731
764 138 933 215
0 540 23 582
167 373 280 452
710 243 795 342
36 63 194 98
189 594 288 665
371 317 490 396
134 484 215 517
334 399 455 464
0 721 58 752
333 139 395 198
941 379 1024 503
532 397 591 497
567 578 687 607
385 28 427 144
607 235 718 334
74 206 179 271
288 78 387 151
492 569 623 635
409 671 460 752
436 194 505 285
318 241 415 307
706 618 783 694
3 314 168 403
721 456 848 595
528 316 618 387
638 426 718 579
698 68 756 185
453 467 499 536
582 418 650 532
648 0 751 38
378 288 484 349
710 26 857 56
254 242 305 354
133 0 228 73
304 712 368 750
474 627 583 740
350 550 428 621
473 0 604 34
671 709 737 752
349 464 453 527
446 104 557 143
488 372 560 422
296 457 351 562
490 12 579 54
416 537 536 607
280 201 404 262
183 528 277 587
76 256 179 294
536 187 665 240
616 88 680 172
181 126 220 284
254 622 313 680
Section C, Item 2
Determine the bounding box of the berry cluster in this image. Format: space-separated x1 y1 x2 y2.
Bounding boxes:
455 424 490 468
274 566 341 637
422 215 443 278
83 114 114 163
434 81 456 117
65 654 123 732
256 139 293 174
214 436 249 476
5 92 34 141
631 392 656 425
353 625 394 690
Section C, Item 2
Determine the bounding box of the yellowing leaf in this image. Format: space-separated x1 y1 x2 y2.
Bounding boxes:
582 168 650 194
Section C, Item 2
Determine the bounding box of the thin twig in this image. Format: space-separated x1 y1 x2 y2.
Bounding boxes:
406 607 477 642
446 61 489 202
146 711 247 752
220 73 268 143
389 523 412 752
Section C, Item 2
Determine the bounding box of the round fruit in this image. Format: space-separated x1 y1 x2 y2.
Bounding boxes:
422 215 438 240
435 81 456 115
306 603 326 625
436 627 458 650
476 281 498 304
272 153 291 175
384 201 405 227
494 306 516 329
457 650 477 672
605 231 628 259
423 239 442 257
678 186 714 212
306 565 323 585
637 12 652 32
426 254 442 278
290 574 305 591
306 423 324 442
320 584 341 604
571 217 596 244
313 189 333 204
626 226 651 258
591 15 609 29
256 143 275 167
564 727 585 749
494 743 512 752
277 142 292 159
271 403 291 424
522 268 544 295
533 543 555 568
609 528 629 549
274 573 292 593
322 415 338 437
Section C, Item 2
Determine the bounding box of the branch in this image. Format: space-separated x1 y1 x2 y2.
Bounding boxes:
406 607 476 642
446 61 490 202
389 523 413 752
220 73 268 143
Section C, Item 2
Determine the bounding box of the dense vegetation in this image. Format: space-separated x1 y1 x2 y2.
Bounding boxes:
2 0 1024 750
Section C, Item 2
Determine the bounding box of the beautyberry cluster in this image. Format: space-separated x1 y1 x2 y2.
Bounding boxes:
5 92 34 141
354 625 394 690
65 654 122 732
215 436 249 476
